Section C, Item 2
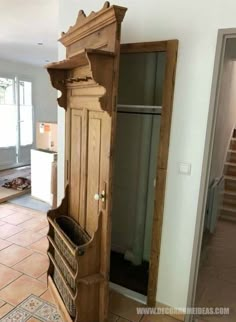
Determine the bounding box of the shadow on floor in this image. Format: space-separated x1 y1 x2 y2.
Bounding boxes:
9 193 51 213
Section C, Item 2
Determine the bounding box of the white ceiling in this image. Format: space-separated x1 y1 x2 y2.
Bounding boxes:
0 0 58 66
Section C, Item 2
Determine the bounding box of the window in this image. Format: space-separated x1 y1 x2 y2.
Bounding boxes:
0 78 16 147
0 78 14 105
0 77 33 148
19 81 33 146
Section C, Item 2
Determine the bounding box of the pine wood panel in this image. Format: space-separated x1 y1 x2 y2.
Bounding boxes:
148 40 178 306
121 41 167 53
86 113 102 234
70 109 83 225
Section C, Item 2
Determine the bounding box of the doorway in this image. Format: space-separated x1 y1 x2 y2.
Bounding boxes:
109 40 178 306
186 30 236 322
0 76 33 170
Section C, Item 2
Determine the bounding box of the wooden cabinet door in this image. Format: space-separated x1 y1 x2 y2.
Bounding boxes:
67 103 113 321
69 108 111 235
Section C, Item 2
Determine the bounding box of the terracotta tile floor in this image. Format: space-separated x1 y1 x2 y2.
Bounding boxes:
0 202 179 322
195 220 236 322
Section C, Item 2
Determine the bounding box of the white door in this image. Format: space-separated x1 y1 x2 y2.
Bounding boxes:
0 77 33 170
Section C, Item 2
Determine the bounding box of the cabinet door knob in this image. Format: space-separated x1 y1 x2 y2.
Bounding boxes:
94 190 105 202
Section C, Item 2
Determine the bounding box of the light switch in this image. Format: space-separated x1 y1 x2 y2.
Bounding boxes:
178 162 191 175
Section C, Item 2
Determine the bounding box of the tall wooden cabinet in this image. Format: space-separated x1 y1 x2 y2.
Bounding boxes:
46 3 127 322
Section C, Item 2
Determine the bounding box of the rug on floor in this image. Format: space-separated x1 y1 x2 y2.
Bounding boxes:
0 294 62 322
0 167 31 187
9 194 51 212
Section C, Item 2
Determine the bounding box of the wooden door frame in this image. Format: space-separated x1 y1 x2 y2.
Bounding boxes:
120 40 178 306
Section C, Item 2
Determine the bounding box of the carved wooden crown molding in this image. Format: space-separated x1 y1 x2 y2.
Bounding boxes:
59 2 127 49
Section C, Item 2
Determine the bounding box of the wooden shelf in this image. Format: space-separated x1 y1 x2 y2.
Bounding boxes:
117 104 162 114
46 48 114 70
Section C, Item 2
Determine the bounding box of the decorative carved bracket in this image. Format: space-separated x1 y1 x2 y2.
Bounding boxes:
47 49 114 112
47 69 67 108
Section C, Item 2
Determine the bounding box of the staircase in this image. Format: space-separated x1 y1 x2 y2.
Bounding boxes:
221 129 236 222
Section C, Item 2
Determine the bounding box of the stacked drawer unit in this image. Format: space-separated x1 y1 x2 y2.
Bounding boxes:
47 215 91 318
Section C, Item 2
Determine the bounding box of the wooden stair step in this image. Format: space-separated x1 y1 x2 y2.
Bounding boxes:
225 177 236 189
225 175 236 180
220 206 236 218
234 128 236 138
228 149 236 154
223 187 236 207
225 162 236 166
224 176 236 187
223 199 236 207
223 189 236 196
230 138 236 150
227 150 236 162
220 206 236 222
224 162 236 175
224 175 236 182
220 214 236 223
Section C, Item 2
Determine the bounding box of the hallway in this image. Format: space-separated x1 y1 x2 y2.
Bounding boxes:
196 219 236 321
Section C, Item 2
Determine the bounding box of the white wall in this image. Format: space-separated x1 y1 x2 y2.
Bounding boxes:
210 39 236 182
0 58 57 169
0 58 57 123
58 0 236 311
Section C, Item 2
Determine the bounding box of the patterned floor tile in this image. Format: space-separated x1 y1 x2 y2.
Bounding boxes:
0 308 30 322
21 296 44 313
0 295 62 322
34 303 62 321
